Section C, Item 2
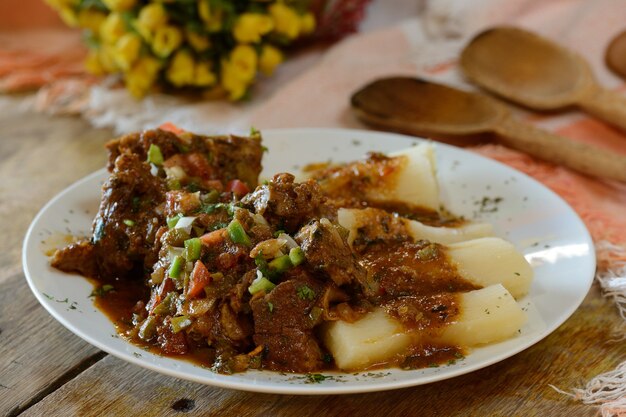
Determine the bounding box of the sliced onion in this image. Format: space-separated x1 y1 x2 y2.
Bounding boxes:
174 216 196 233
250 239 285 259
252 213 268 226
277 233 298 250
165 165 186 180
168 247 184 262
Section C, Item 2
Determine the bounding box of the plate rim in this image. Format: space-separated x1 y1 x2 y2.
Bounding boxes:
22 127 596 395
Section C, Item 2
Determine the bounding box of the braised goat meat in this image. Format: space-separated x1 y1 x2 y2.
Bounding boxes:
241 173 325 233
51 127 483 375
52 128 263 281
52 152 166 280
250 272 326 372
295 218 366 287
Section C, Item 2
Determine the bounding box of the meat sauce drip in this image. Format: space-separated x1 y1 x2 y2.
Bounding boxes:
51 128 477 374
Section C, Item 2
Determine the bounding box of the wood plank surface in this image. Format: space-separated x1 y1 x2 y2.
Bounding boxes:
0 272 104 417
19 284 625 417
0 97 110 286
1 98 624 416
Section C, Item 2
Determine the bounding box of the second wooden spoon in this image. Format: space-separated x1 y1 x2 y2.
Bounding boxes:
351 77 626 183
461 26 626 133
606 29 626 80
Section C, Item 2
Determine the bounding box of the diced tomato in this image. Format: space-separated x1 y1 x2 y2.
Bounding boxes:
186 153 213 179
159 122 185 135
200 228 227 247
187 260 211 299
163 152 212 180
226 179 250 197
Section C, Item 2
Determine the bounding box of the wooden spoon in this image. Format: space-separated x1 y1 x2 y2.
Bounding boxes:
606 29 626 80
351 77 626 183
460 26 626 132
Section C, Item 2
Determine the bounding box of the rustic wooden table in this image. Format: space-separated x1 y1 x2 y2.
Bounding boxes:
1 97 624 417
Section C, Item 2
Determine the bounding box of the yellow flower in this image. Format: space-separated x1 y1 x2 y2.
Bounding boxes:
300 12 316 34
152 25 183 57
220 45 257 100
137 3 167 31
113 33 142 71
186 30 211 52
166 50 195 87
85 50 105 75
102 0 136 12
230 44 257 82
221 60 248 101
100 13 126 44
269 3 301 39
98 44 119 72
195 61 216 87
198 0 222 32
135 3 167 40
77 9 107 33
125 56 162 98
233 13 274 44
58 7 78 27
259 44 283 76
44 0 78 10
198 0 211 23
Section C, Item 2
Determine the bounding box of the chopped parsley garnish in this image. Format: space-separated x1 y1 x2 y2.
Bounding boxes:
254 254 277 280
90 284 115 298
297 285 315 300
199 202 234 216
306 373 328 383
267 302 274 313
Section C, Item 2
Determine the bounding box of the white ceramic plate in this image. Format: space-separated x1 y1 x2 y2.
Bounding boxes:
23 128 595 395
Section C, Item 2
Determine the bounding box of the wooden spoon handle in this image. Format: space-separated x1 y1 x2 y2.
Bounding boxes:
494 117 626 182
578 86 626 133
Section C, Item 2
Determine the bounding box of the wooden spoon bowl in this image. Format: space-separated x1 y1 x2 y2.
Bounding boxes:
351 77 503 136
351 76 626 182
461 26 626 132
461 27 590 109
606 29 626 80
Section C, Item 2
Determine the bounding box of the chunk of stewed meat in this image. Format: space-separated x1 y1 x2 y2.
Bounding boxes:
53 152 167 281
253 327 324 372
250 273 325 372
295 218 366 287
106 129 263 190
241 173 325 233
250 274 324 333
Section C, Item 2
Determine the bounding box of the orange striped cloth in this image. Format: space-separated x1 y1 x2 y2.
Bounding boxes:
0 0 84 92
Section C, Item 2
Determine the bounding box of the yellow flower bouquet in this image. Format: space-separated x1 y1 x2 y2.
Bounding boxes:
45 0 315 100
